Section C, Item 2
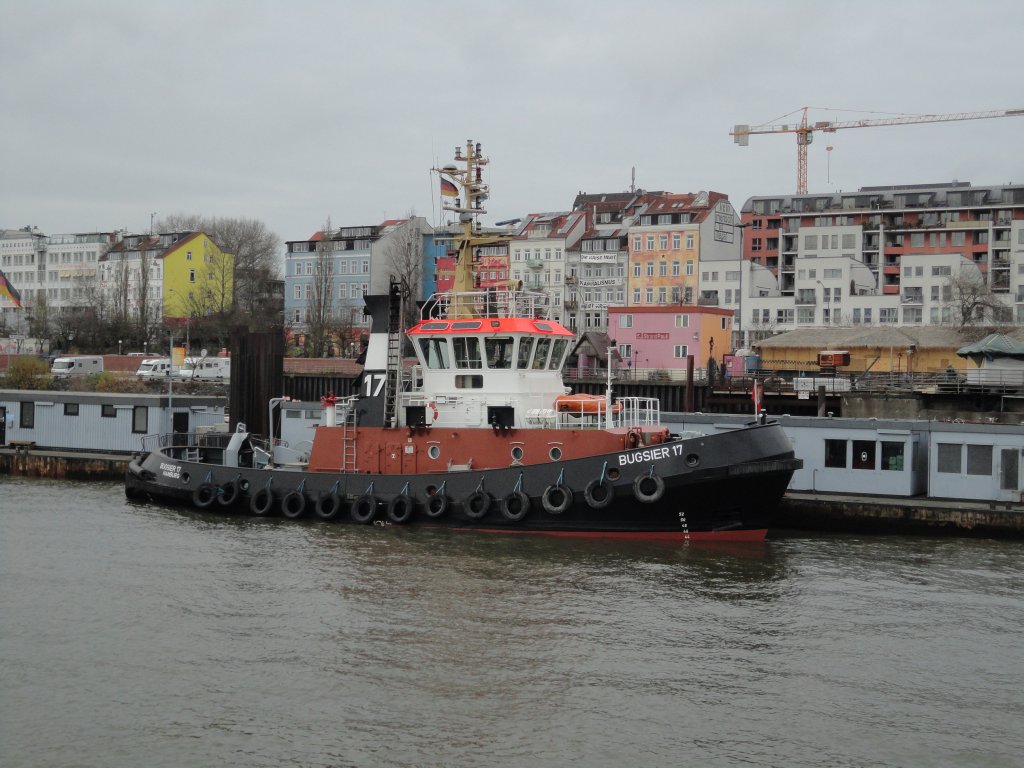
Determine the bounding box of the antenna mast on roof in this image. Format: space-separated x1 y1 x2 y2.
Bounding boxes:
630 166 636 194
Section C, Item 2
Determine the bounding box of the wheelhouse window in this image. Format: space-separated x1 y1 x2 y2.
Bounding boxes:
101 404 116 418
548 339 568 370
452 337 482 369
516 338 535 369
967 444 993 476
937 443 961 474
63 402 79 416
485 337 514 369
418 338 450 369
532 338 552 370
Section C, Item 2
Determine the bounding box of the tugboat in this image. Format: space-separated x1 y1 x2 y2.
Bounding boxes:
127 140 802 540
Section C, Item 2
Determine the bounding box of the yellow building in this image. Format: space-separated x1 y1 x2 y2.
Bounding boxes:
753 326 1024 375
161 231 234 320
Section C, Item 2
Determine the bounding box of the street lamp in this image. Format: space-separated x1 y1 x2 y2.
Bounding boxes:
816 280 829 325
118 339 123 356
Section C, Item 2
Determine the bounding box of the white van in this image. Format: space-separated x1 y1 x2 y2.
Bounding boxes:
177 357 231 381
51 355 104 378
135 358 172 379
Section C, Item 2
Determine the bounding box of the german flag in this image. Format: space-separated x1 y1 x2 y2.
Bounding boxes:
440 175 458 197
0 270 22 308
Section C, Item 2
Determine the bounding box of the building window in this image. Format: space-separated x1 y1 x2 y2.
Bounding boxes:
646 236 654 250
132 406 148 434
673 345 688 358
672 261 680 277
101 404 116 418
20 401 34 429
685 261 694 276
852 439 876 470
685 234 694 250
646 262 654 277
632 263 641 278
186 251 193 261
293 285 301 300
659 235 668 250
967 444 993 476
659 261 667 277
675 314 688 327
633 236 641 252
881 442 905 471
937 443 961 473
645 288 654 303
619 314 632 328
825 439 847 468
658 287 666 303
672 234 681 249
189 269 196 283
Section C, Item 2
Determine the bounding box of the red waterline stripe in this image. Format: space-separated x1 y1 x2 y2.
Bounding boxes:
463 528 767 542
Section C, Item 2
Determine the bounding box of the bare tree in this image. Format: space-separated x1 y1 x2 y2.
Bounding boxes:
945 270 1007 329
383 215 426 331
304 220 336 357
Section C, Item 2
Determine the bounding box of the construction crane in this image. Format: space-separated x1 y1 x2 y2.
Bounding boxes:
731 107 1024 194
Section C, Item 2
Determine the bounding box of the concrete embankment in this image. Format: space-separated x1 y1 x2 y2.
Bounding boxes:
779 492 1024 539
0 447 128 480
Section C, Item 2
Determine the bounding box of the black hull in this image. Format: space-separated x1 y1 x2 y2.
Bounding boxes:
126 423 802 541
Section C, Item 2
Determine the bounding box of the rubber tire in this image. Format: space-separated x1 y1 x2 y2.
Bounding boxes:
500 491 530 522
249 487 276 516
387 494 416 524
584 478 615 510
351 494 377 524
541 485 573 515
192 483 216 509
314 492 343 521
465 491 491 520
426 493 450 518
281 490 306 519
633 473 665 504
216 481 239 507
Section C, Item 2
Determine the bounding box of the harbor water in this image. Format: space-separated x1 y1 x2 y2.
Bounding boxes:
2 477 1023 767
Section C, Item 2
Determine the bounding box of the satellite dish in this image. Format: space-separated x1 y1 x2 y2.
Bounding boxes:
200 348 209 359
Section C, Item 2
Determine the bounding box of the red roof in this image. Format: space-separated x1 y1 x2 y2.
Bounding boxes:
408 318 574 337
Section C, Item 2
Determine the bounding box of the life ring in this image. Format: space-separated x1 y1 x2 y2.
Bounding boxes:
500 491 530 522
633 473 665 504
387 494 416 524
428 402 439 421
249 487 276 516
314 492 343 521
351 494 377 524
192 483 216 509
281 490 307 519
584 478 614 510
465 491 492 519
542 485 573 515
426 492 450 518
216 480 239 507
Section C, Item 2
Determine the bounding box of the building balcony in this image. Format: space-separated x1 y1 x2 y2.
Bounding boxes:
526 259 543 269
795 291 817 305
883 285 900 295
564 300 578 310
564 275 577 285
697 294 719 306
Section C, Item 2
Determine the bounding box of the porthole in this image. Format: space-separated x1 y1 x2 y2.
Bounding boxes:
240 479 250 492
607 468 620 480
511 446 524 461
685 453 700 468
180 472 190 484
428 445 441 460
549 447 562 461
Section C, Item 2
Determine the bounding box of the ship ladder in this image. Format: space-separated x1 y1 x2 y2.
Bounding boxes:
383 278 406 428
339 397 358 473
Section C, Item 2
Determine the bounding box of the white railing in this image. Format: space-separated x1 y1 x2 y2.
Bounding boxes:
423 290 551 321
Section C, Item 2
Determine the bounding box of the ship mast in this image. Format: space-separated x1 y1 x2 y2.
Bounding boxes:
434 139 507 318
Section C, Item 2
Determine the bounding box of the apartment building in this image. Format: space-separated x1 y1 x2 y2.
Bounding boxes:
284 217 437 331
628 192 741 308
99 231 233 326
509 211 587 326
735 182 1024 334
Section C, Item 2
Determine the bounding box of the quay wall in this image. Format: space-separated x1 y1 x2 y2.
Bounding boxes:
0 448 128 480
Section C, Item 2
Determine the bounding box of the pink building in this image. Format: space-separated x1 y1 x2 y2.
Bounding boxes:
607 305 733 377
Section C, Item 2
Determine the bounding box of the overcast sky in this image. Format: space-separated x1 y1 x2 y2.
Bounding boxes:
3 0 1023 251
